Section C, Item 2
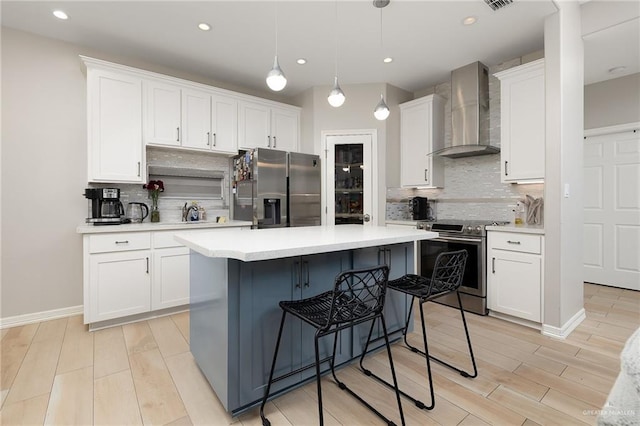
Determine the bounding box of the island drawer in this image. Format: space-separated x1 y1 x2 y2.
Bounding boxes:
88 232 151 254
490 232 541 254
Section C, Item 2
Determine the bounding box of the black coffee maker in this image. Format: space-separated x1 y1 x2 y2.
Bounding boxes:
84 188 127 225
411 196 429 220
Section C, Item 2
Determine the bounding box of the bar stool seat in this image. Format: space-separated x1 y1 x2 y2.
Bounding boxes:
360 249 477 411
260 264 406 426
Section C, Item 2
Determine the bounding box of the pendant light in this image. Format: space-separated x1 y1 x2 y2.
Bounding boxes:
374 94 390 120
266 2 287 91
373 1 390 120
327 0 345 107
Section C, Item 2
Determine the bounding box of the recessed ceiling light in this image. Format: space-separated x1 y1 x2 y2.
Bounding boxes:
198 23 211 31
462 16 477 25
608 66 627 74
383 57 393 63
53 10 68 20
296 58 307 65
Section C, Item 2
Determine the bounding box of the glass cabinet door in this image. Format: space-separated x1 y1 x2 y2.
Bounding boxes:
334 144 364 224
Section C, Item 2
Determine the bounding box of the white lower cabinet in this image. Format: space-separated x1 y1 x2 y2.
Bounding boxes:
152 246 190 310
89 250 152 322
487 231 544 323
83 227 249 326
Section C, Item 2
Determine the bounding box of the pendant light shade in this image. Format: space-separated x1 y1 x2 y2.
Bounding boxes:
374 94 390 120
327 76 346 107
266 55 287 92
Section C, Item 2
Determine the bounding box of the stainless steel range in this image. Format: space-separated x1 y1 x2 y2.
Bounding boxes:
417 219 507 315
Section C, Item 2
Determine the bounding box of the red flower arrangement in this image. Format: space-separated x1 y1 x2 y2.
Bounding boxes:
143 180 164 222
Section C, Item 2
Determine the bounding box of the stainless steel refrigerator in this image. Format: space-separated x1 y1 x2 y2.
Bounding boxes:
232 149 321 228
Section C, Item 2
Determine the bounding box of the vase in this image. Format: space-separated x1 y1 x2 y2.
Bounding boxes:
150 196 160 222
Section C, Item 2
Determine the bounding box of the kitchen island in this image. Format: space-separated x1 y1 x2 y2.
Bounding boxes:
175 225 438 415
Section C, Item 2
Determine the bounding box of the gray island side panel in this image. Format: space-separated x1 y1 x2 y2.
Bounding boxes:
189 241 416 415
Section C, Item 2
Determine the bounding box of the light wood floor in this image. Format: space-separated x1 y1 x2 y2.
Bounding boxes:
1 283 638 425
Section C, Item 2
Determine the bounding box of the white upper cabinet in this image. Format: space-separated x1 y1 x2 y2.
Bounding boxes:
87 67 144 183
239 100 299 151
145 82 238 154
399 94 445 188
270 106 299 152
181 88 212 150
145 81 181 146
211 94 238 154
495 59 545 183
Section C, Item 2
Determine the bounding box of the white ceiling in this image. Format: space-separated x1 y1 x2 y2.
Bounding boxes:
1 1 638 96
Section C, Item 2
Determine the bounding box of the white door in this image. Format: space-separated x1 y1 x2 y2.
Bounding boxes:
584 129 640 290
324 133 375 226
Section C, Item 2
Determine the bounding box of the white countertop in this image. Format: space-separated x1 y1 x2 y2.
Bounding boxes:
175 225 439 262
77 220 253 234
486 223 545 235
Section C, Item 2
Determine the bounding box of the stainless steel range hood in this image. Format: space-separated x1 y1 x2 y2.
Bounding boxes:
435 61 499 158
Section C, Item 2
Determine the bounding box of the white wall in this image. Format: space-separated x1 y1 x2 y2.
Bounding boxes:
295 83 412 226
543 3 585 330
584 73 640 129
0 27 293 321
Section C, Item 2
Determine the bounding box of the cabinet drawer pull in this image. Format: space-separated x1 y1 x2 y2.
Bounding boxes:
213 132 217 147
303 261 310 288
505 161 509 176
137 162 141 177
267 135 271 147
273 136 276 148
177 127 180 142
492 257 495 273
207 132 210 146
424 169 428 182
114 240 129 245
294 261 301 289
507 240 521 245
146 257 149 274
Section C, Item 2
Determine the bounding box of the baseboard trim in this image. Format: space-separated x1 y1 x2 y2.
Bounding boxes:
541 308 586 340
0 305 84 329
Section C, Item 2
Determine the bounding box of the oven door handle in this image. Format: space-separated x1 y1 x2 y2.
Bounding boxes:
431 236 482 243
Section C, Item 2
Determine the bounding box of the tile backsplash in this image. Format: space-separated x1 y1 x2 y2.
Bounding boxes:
387 53 545 224
88 147 232 223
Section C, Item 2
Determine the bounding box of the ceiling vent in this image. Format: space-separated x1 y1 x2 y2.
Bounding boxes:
484 0 514 11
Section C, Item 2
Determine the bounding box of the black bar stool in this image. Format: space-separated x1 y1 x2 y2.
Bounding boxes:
260 264 405 426
360 249 477 410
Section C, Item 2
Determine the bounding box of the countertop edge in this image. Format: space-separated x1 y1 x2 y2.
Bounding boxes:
486 224 545 235
77 220 253 234
175 227 439 262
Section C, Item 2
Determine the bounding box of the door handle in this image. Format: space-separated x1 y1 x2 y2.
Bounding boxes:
492 257 495 274
303 261 310 288
294 261 301 289
363 214 371 223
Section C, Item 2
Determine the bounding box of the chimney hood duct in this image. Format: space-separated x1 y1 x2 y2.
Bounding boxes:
434 61 499 158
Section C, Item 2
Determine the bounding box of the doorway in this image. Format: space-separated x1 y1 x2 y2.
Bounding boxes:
584 126 640 290
322 131 378 226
